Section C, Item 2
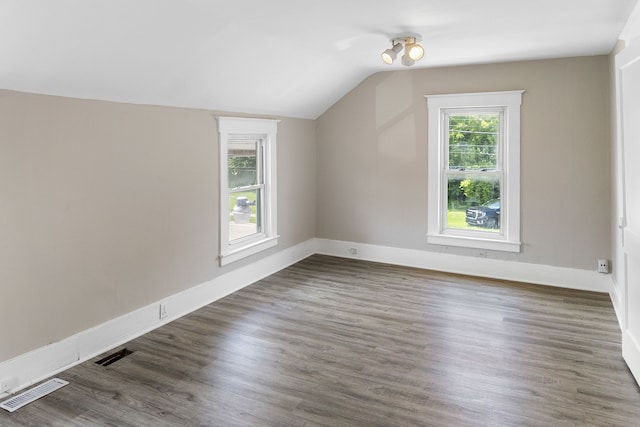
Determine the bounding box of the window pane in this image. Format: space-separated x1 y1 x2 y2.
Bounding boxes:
448 113 499 171
229 189 261 241
228 140 258 188
447 175 500 232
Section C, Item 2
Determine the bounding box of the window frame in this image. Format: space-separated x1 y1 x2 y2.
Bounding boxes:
217 117 279 266
426 91 523 253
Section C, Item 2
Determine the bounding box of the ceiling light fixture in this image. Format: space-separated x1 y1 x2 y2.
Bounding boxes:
381 34 424 66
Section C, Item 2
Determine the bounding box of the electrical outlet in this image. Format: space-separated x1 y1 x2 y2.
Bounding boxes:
598 259 610 274
159 303 168 319
348 247 357 255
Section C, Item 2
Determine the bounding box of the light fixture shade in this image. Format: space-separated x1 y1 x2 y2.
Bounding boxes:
406 43 424 61
381 49 395 65
401 54 415 66
381 42 403 65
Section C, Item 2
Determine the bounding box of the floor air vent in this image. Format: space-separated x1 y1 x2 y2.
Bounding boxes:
95 347 134 366
0 378 68 413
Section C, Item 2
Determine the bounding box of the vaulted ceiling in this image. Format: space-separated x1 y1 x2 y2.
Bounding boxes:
1 0 637 119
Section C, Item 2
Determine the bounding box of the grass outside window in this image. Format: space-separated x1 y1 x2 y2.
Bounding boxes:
447 209 499 232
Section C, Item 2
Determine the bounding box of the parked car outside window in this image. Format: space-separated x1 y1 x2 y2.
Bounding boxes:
465 199 500 229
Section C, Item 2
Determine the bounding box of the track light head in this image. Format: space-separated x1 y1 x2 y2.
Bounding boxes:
401 54 415 66
381 42 403 65
405 38 424 61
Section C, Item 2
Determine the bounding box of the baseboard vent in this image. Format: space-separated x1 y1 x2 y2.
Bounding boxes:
0 378 68 413
95 348 133 367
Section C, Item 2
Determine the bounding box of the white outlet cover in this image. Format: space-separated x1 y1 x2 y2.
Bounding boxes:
159 304 168 319
597 259 609 273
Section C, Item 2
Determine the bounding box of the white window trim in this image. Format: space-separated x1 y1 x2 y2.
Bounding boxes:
217 117 279 266
426 91 523 253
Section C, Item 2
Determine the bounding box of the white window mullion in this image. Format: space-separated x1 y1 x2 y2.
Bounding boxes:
230 184 262 193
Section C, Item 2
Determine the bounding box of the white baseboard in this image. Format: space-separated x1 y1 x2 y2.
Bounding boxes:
0 239 316 399
0 237 613 399
315 238 613 293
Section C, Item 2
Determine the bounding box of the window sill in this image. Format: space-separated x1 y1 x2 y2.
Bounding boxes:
426 233 521 253
220 235 279 266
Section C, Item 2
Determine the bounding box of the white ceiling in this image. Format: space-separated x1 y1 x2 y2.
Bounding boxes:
0 0 637 119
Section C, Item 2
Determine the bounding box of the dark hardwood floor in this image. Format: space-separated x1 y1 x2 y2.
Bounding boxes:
2 255 639 426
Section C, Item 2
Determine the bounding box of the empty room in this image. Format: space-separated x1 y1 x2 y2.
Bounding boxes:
2 0 640 425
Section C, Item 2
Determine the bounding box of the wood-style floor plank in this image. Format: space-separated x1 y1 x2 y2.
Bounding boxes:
2 255 639 426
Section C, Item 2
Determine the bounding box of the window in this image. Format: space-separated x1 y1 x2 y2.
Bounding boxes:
217 117 278 265
426 91 523 252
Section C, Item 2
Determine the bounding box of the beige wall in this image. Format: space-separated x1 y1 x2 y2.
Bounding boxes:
0 90 316 362
316 56 611 270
